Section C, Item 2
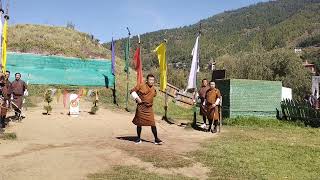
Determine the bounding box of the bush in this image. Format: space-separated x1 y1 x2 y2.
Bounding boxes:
0 133 17 140
90 100 99 114
216 49 311 100
43 90 53 115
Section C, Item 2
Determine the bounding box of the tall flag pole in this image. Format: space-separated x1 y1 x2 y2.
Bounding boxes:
111 38 115 75
133 35 143 85
154 39 168 120
186 23 201 126
125 27 131 111
0 0 4 70
1 0 8 73
111 37 118 105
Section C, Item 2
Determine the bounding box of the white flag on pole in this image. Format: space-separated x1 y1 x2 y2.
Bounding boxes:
186 36 200 90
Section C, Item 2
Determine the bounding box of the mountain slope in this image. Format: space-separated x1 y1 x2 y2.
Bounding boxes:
107 0 320 70
8 24 110 59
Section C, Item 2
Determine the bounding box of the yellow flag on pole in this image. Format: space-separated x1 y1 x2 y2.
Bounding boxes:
154 42 167 91
1 20 8 73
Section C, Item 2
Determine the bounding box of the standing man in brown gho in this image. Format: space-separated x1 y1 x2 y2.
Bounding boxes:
0 72 12 129
130 74 163 145
204 81 221 133
198 78 210 129
11 73 28 119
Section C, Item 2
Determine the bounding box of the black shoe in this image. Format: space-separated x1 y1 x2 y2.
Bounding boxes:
154 138 163 145
135 138 142 144
1 121 5 128
211 126 217 133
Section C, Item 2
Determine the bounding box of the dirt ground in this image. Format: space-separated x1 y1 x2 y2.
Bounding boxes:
0 100 215 180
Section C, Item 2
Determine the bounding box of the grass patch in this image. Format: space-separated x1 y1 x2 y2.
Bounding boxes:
0 133 17 140
88 166 195 180
24 96 38 107
224 116 305 128
190 124 320 179
153 96 194 121
137 151 193 169
116 144 193 168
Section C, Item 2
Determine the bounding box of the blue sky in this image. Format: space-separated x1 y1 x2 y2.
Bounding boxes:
8 0 268 43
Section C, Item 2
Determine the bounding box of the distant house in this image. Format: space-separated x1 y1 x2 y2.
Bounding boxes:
294 48 302 53
208 61 216 71
171 62 187 69
303 60 317 75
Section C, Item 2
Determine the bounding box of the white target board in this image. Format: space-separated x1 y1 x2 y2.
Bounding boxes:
69 94 80 117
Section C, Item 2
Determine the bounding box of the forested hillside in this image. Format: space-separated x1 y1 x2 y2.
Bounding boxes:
105 0 320 98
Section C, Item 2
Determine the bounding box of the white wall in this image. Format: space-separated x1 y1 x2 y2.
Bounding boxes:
282 87 292 100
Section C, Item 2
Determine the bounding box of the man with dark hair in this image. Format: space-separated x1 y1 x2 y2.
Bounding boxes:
204 81 221 133
5 71 10 81
11 73 28 119
130 74 163 145
198 78 210 129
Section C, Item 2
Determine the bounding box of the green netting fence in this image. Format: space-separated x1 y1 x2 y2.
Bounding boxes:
216 79 282 118
5 52 114 87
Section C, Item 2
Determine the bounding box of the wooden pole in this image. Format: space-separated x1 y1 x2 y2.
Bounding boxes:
218 96 222 133
113 76 117 105
125 27 131 112
164 88 168 120
162 39 169 121
111 39 118 106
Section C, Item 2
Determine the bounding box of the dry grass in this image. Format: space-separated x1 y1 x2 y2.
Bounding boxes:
87 166 195 180
8 24 110 59
116 143 193 168
0 133 17 140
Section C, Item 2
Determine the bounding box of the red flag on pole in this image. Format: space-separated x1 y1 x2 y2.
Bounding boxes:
133 47 143 85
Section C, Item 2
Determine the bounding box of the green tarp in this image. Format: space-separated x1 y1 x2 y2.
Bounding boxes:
6 52 114 87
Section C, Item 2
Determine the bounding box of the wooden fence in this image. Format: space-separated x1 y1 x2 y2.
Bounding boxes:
279 99 320 128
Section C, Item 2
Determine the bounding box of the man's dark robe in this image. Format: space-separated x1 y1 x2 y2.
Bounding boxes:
1 80 12 116
198 85 210 116
11 79 27 109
